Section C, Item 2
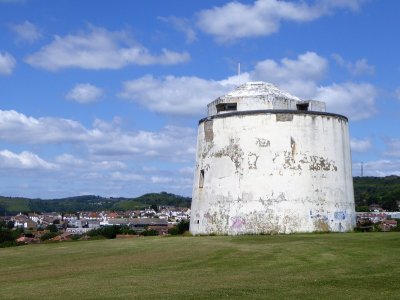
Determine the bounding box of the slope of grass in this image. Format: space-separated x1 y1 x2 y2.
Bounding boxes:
0 233 399 299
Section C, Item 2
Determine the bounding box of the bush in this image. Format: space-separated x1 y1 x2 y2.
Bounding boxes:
141 229 158 236
168 220 190 235
177 220 189 233
70 235 81 241
121 228 137 235
0 241 18 248
168 227 180 235
40 232 58 241
0 229 19 244
87 226 122 239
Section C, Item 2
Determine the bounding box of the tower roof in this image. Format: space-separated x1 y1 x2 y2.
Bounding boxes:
207 81 326 117
222 82 299 101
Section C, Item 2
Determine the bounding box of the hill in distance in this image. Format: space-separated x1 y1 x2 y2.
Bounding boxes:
353 175 400 211
0 192 191 214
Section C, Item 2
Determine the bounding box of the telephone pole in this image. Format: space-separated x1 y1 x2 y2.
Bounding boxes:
361 161 364 177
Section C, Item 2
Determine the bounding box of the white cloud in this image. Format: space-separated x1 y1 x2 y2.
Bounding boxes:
0 109 196 163
66 83 103 103
54 154 85 167
179 166 194 175
350 59 375 76
197 0 364 42
251 51 327 98
159 16 197 43
120 75 236 116
26 26 190 70
350 138 372 152
250 52 377 120
355 160 400 177
0 150 57 170
332 54 375 76
10 21 41 43
253 52 327 82
110 172 145 182
55 153 126 171
315 82 377 120
0 109 89 143
0 52 16 75
151 176 173 184
88 124 197 163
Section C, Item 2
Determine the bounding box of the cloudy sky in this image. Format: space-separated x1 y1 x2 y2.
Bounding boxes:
0 0 399 198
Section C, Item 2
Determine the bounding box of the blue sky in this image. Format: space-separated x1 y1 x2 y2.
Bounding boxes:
0 0 399 198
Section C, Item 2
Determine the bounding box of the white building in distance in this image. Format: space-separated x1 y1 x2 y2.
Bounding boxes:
190 82 355 235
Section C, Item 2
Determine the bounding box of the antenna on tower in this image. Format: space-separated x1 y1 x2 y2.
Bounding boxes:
238 62 241 76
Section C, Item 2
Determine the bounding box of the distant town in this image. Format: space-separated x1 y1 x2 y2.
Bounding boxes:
1 202 400 247
0 203 191 246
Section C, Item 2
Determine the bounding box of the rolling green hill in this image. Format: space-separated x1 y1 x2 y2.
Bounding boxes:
0 192 191 214
353 176 400 211
0 196 31 213
0 233 399 299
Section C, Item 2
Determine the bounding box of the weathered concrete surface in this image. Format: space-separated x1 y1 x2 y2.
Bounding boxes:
207 82 325 116
190 83 355 235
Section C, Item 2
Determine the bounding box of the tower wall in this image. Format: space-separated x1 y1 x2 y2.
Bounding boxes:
190 110 355 235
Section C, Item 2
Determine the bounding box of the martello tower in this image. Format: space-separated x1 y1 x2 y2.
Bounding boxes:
190 82 355 235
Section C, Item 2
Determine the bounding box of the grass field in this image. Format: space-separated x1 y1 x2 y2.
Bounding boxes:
1 233 399 299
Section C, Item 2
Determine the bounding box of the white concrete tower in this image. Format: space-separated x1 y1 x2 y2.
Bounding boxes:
190 82 355 235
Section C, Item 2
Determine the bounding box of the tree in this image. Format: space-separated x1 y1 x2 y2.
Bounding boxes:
40 232 58 241
150 204 159 213
168 220 190 235
381 198 398 211
177 220 189 233
355 206 369 212
46 224 58 233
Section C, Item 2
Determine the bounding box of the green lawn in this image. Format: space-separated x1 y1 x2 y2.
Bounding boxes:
0 233 399 299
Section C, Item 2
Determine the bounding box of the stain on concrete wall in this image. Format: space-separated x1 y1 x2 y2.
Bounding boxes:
247 153 259 169
300 155 338 171
204 120 213 142
213 138 244 174
276 114 293 122
256 138 270 147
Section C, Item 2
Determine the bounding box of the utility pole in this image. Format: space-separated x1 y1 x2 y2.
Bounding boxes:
361 161 364 177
